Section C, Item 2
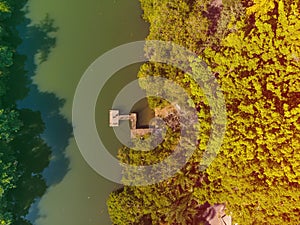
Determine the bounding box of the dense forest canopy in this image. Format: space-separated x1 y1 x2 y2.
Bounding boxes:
0 0 52 224
107 0 300 224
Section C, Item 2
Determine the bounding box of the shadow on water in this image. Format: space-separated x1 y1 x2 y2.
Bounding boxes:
13 6 72 223
17 7 72 186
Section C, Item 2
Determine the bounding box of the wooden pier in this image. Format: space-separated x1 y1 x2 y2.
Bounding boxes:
109 110 120 127
109 110 152 138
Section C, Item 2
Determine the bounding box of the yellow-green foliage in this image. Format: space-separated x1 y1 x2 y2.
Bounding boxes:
201 0 300 224
0 2 10 13
108 0 300 224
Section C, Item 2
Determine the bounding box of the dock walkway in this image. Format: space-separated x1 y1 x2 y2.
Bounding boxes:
109 110 150 138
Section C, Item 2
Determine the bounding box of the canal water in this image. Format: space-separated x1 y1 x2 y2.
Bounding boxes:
24 0 149 224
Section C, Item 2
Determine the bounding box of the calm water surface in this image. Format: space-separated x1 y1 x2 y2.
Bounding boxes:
26 0 148 224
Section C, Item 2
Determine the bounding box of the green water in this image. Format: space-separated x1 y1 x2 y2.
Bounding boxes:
27 0 148 224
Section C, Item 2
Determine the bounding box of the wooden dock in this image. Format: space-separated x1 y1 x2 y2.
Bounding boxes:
109 110 120 127
109 110 151 138
131 128 152 139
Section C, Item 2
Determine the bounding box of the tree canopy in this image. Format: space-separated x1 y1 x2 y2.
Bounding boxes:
107 0 300 224
0 0 52 224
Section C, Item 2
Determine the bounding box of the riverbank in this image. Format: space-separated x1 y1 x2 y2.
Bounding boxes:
107 0 300 224
0 1 52 224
